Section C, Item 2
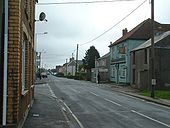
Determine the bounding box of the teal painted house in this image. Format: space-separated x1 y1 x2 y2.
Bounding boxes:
109 19 170 85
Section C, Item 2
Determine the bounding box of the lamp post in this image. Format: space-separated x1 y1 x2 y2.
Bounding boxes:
35 32 47 78
35 32 48 51
40 49 46 70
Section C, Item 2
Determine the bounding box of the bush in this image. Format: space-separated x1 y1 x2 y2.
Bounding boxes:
67 75 76 79
56 72 64 77
75 72 87 80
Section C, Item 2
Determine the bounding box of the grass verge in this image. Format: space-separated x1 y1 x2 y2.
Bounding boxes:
140 90 170 100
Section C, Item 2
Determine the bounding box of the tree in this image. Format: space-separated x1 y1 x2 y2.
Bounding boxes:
83 46 100 70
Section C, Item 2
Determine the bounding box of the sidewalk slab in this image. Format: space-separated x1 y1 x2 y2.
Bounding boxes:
23 84 69 128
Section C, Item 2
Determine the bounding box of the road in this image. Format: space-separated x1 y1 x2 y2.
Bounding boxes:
41 75 170 128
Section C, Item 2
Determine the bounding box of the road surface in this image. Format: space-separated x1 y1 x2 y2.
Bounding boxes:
40 75 170 128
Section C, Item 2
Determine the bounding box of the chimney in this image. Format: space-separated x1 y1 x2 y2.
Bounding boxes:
122 28 128 36
69 57 74 62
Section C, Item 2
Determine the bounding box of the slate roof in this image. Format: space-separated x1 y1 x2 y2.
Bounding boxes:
109 18 170 47
97 52 110 60
68 60 83 66
132 31 170 51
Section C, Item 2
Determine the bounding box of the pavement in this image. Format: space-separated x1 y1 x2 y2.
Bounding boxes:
23 78 170 128
23 82 70 128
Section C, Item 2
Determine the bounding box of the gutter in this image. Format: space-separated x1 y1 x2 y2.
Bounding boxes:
3 0 8 126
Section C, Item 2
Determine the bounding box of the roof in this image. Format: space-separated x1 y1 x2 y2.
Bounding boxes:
97 52 110 60
77 60 83 65
109 18 170 47
67 60 83 66
132 31 170 51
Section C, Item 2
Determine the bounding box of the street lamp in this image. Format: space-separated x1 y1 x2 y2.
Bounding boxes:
35 32 48 52
35 12 48 22
35 32 47 78
40 49 46 70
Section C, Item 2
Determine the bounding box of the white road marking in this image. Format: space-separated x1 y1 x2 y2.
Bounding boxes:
59 99 85 128
90 92 99 97
104 98 122 107
131 110 170 127
47 84 84 128
90 92 122 107
71 88 78 93
48 84 57 99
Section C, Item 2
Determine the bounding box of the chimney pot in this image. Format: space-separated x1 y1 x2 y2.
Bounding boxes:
122 28 128 36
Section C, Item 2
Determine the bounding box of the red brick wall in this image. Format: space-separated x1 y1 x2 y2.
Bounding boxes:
7 0 35 126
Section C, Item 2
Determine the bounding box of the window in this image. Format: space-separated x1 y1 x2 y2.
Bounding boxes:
112 67 115 78
119 46 125 54
133 52 135 64
144 49 147 64
122 68 126 77
22 40 26 93
133 69 135 84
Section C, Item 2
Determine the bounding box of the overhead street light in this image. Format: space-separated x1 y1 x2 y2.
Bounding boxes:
35 12 48 22
35 32 48 52
35 32 47 78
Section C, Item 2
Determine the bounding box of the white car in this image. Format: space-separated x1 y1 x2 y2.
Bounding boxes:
41 72 47 78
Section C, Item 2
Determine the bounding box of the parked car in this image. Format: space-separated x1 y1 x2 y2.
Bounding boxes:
41 72 47 78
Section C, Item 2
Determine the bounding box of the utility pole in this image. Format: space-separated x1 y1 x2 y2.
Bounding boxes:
75 44 79 75
72 53 74 58
39 52 42 71
66 59 68 76
151 0 156 98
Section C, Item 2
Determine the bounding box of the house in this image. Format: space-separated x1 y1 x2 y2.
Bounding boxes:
0 0 36 127
109 18 170 85
62 62 68 76
66 57 83 76
56 65 62 73
91 52 110 83
131 31 170 90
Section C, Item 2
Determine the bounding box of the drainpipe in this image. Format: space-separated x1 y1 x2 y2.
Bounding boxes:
3 0 8 126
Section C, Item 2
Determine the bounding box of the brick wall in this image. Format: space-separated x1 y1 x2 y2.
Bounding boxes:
6 0 35 127
8 0 21 124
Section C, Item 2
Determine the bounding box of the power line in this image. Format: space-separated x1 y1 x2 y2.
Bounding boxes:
80 0 148 46
37 0 135 5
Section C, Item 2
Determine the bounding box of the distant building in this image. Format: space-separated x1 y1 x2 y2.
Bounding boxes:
66 57 83 76
109 18 170 85
0 0 36 127
56 65 62 73
131 31 170 90
91 52 110 83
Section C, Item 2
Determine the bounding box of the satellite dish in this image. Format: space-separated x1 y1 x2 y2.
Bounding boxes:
39 12 46 21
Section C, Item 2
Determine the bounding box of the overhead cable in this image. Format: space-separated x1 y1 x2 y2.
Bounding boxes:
80 0 147 46
37 0 135 5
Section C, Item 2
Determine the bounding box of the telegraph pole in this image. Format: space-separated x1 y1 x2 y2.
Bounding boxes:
151 0 156 98
66 59 68 76
75 44 79 75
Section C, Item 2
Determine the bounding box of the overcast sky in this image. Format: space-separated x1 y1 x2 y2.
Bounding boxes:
35 0 170 69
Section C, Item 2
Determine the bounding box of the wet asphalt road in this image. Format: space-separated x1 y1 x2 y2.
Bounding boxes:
39 75 170 128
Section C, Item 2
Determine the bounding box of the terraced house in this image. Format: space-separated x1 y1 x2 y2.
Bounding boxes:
109 19 170 85
0 0 36 127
